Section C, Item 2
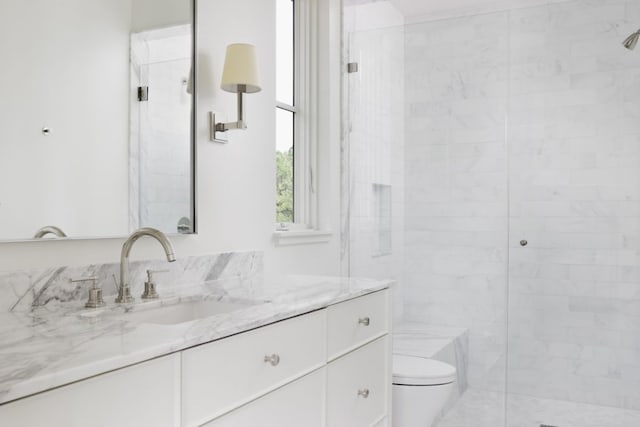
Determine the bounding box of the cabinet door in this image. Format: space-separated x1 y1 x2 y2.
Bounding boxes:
0 354 180 427
204 368 326 427
327 336 389 427
327 290 389 361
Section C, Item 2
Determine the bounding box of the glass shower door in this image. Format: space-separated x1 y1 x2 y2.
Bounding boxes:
506 1 640 425
342 3 512 426
398 13 511 427
343 24 405 284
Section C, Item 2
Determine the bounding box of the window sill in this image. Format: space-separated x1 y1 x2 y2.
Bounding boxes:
273 229 333 246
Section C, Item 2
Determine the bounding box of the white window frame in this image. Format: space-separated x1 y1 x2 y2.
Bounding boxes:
274 0 324 242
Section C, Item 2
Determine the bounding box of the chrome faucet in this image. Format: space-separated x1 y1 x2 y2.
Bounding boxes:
116 227 176 304
33 226 67 239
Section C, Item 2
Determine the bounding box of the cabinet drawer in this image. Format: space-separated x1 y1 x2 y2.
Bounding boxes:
327 290 389 360
0 354 180 427
327 336 389 427
182 310 327 427
204 368 326 427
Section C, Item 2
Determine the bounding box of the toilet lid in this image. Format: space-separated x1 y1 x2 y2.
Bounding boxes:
392 355 457 386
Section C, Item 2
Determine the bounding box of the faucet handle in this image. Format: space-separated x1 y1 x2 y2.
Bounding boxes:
71 276 105 309
142 269 169 300
111 274 120 292
146 269 170 283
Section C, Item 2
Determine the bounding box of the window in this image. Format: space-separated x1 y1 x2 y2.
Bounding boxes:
276 0 296 226
274 0 330 245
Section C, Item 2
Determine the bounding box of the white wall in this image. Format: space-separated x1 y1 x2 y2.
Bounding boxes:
131 0 191 32
0 0 343 282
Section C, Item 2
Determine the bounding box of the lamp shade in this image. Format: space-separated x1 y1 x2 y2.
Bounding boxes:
220 43 261 94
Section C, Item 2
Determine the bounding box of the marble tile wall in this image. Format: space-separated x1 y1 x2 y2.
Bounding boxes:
403 11 510 392
506 0 640 410
403 0 640 410
344 0 640 410
0 252 262 313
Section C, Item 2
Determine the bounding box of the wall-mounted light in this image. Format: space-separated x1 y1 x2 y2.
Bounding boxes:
210 43 261 143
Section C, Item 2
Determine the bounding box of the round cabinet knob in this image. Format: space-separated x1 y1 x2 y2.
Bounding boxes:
358 317 370 326
264 354 280 366
520 240 528 247
357 389 370 398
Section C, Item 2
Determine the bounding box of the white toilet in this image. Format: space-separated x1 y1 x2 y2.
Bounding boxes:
392 354 457 427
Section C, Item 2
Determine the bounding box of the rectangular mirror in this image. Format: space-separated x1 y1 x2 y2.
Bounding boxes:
0 0 196 241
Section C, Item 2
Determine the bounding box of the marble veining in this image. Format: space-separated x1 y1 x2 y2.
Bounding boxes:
0 252 262 313
0 264 391 406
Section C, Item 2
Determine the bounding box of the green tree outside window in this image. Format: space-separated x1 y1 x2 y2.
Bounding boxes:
276 147 294 223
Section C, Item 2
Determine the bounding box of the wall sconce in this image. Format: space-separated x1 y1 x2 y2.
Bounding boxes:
210 43 261 143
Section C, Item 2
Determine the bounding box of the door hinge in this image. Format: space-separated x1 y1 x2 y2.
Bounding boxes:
137 86 149 102
347 62 359 73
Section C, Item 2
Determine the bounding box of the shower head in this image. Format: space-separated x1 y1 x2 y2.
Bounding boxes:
623 29 640 50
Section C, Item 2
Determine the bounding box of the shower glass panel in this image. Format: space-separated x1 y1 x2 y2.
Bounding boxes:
401 12 510 427
342 3 510 426
506 1 640 425
343 0 640 425
343 25 405 283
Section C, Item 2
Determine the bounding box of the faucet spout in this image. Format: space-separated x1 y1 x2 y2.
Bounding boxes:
116 227 176 304
33 226 67 239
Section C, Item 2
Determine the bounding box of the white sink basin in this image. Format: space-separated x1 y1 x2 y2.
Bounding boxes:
117 299 254 325
77 298 256 325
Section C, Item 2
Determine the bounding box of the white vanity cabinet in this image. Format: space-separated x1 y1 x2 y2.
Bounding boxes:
0 289 390 427
198 289 390 427
0 354 181 427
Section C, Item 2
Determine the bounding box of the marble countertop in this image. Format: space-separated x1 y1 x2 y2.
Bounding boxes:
0 275 391 405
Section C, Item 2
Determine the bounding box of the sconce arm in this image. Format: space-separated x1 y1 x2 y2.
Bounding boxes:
215 121 246 132
210 92 248 143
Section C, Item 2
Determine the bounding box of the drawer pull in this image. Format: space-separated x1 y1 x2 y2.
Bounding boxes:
357 388 370 398
358 317 370 326
263 354 281 366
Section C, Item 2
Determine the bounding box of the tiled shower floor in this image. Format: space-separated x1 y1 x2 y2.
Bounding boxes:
436 388 640 427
